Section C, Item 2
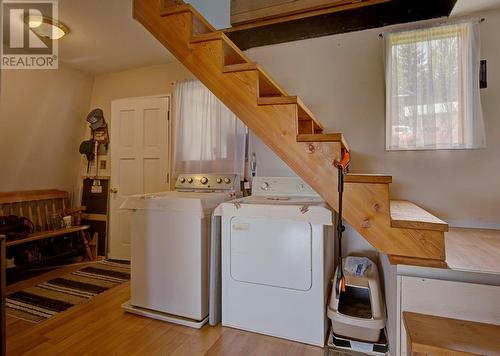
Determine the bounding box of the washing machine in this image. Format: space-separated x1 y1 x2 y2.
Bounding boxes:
214 177 334 346
121 173 240 328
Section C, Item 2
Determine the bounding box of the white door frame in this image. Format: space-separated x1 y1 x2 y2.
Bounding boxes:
108 94 171 260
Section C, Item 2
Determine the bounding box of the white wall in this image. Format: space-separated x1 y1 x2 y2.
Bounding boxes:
187 0 230 29
0 64 94 196
246 10 500 231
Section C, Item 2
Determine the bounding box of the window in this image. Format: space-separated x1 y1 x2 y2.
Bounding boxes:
385 22 486 150
173 80 247 176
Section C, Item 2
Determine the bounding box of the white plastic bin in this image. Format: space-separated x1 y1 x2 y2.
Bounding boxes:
327 256 386 342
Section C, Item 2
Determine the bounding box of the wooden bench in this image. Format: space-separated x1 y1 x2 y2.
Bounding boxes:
1 234 6 356
0 190 97 267
403 311 500 355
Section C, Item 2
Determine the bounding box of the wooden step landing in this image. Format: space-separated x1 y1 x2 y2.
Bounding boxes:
297 133 349 151
390 200 448 232
403 312 500 356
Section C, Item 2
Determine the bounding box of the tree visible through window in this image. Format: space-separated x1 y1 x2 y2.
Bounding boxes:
385 22 486 150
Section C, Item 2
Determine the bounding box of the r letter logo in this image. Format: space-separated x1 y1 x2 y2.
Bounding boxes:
2 1 59 69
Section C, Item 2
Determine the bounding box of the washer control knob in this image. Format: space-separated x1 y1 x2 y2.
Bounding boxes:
298 183 305 190
261 182 269 190
216 178 223 184
224 177 231 184
179 177 186 183
187 177 193 183
200 177 208 184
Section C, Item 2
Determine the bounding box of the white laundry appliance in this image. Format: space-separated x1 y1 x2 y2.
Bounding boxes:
214 177 334 346
121 173 240 328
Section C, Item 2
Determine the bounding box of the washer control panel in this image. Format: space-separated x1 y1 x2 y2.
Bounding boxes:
175 174 240 191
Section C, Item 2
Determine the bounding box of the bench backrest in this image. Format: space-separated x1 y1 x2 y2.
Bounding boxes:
0 190 69 232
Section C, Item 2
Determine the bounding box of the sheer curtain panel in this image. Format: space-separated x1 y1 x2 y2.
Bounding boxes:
385 22 486 150
173 80 247 176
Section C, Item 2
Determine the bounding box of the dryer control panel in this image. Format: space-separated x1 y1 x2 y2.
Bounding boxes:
252 177 318 197
175 174 240 191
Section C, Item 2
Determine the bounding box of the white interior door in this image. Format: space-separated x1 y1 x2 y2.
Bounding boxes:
109 96 170 260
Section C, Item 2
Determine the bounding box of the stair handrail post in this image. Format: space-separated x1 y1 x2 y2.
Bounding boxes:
333 149 350 298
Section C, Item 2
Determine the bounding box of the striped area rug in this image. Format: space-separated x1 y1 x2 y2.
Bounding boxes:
6 260 130 323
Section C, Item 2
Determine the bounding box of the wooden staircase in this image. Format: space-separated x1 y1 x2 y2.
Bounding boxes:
134 0 448 267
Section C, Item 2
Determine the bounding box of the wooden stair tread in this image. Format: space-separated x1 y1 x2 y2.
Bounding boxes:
223 62 258 73
257 96 323 129
161 3 216 32
190 31 224 43
344 174 392 184
390 200 448 232
403 312 500 356
159 4 191 16
297 133 349 151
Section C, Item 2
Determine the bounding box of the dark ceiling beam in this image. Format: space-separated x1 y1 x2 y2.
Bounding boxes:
225 0 458 50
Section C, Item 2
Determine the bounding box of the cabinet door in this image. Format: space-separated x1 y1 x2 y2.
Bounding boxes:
230 216 312 291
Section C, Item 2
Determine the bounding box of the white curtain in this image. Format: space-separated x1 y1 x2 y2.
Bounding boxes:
173 80 247 176
385 22 486 150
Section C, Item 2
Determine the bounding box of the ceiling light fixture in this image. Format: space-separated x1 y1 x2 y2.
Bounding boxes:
25 15 69 40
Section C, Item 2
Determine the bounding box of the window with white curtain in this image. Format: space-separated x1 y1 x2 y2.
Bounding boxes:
173 80 247 176
385 22 486 150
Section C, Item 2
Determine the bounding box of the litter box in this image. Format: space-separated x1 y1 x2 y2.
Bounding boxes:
327 256 386 343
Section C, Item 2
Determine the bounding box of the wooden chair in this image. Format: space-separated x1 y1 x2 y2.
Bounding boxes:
0 190 98 265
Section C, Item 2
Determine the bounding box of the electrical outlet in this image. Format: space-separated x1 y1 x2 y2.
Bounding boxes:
100 160 107 170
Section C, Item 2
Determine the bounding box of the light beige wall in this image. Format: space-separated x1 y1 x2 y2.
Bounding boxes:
247 9 500 229
81 61 194 177
0 64 94 194
89 61 193 120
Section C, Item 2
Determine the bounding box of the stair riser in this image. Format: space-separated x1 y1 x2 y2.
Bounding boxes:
297 120 314 135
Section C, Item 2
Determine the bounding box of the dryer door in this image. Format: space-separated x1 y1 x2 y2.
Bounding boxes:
230 216 312 291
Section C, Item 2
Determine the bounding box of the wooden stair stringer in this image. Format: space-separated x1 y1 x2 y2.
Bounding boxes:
133 0 446 263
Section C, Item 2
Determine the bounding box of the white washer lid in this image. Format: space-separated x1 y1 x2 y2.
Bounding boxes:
120 191 238 217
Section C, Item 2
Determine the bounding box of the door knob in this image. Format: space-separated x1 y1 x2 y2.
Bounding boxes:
110 188 118 194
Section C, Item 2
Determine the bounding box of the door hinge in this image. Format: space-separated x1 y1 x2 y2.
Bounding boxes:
167 173 170 184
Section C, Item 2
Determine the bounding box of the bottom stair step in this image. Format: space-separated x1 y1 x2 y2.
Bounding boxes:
390 200 448 232
344 174 392 184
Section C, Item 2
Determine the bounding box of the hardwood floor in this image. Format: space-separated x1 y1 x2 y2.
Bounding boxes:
6 264 326 355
